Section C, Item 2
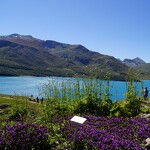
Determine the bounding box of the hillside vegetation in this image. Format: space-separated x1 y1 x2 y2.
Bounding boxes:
1 34 150 80
0 34 129 80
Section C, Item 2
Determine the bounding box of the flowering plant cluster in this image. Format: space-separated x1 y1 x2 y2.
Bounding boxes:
0 123 50 150
61 116 150 150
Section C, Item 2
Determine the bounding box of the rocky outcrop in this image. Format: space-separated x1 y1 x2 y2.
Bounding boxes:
145 138 150 149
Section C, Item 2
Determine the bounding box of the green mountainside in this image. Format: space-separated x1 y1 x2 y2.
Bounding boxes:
0 34 131 80
135 63 150 80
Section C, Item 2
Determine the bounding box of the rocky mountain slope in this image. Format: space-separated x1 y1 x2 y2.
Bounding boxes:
122 57 146 67
0 34 130 80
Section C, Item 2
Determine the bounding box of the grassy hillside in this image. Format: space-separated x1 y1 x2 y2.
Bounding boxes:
135 63 150 79
0 34 130 80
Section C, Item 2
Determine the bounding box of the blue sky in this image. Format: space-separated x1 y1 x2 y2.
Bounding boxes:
1 0 150 62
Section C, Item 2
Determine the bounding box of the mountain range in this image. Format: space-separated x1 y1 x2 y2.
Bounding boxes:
122 57 146 67
0 34 149 80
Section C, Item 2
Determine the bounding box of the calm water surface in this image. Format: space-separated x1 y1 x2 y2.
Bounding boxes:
0 76 149 101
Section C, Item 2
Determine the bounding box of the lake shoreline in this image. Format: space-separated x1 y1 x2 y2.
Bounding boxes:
0 76 148 101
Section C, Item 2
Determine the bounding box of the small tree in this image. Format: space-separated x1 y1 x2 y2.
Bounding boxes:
124 68 142 117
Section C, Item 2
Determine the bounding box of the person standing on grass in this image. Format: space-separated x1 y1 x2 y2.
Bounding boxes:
36 97 39 103
143 87 149 100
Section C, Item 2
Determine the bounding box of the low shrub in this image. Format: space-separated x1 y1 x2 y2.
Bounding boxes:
40 100 74 124
75 94 113 116
0 123 50 150
59 115 150 150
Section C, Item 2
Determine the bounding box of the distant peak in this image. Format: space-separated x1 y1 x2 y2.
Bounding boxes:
0 33 22 38
1 34 34 39
9 34 21 38
133 57 146 63
123 57 146 67
5 34 40 41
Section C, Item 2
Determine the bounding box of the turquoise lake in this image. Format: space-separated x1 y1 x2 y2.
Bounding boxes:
0 76 149 101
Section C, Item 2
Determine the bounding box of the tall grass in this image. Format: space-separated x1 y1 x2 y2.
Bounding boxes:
39 76 145 104
39 77 115 104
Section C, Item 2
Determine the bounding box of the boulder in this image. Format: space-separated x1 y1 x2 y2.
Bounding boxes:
138 113 150 119
143 114 150 119
145 138 150 149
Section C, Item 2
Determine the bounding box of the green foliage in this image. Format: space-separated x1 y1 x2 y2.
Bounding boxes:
40 77 115 117
124 94 143 117
110 101 127 117
48 123 69 150
8 97 40 123
73 76 114 116
75 94 113 117
123 69 144 117
39 100 74 124
136 63 150 79
75 94 100 115
10 102 28 120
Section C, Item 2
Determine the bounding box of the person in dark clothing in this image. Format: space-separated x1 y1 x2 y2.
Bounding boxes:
36 97 39 103
143 87 149 100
